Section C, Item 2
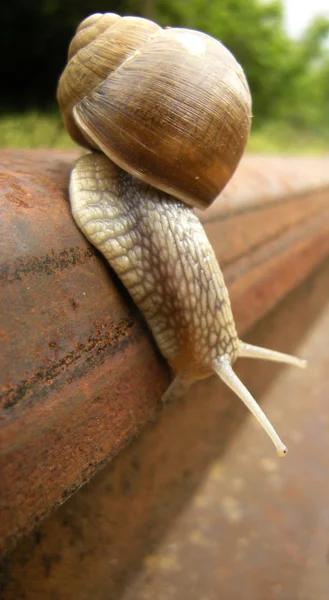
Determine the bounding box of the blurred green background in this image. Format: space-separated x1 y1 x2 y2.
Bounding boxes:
1 0 328 153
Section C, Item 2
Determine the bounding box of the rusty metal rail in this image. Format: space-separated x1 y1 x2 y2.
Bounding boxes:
1 149 329 557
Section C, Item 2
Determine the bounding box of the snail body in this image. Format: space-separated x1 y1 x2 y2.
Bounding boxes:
58 13 306 457
69 153 238 379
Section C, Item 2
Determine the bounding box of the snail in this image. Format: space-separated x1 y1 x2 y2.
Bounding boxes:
57 13 306 457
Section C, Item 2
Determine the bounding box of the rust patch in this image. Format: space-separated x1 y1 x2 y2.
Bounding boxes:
0 246 96 283
1 316 136 412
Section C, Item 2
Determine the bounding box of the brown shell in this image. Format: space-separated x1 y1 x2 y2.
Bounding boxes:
57 13 252 209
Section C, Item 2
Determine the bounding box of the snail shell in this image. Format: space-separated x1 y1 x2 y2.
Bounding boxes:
57 13 251 209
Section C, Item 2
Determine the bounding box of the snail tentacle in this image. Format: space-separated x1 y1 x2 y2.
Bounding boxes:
237 341 307 369
213 356 288 457
161 374 192 403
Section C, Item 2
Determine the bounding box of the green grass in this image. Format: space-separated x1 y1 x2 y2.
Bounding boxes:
246 121 329 155
0 111 76 150
0 111 328 155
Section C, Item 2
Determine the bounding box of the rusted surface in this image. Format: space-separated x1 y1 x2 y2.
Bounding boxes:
0 149 170 558
0 149 329 558
1 260 329 599
198 155 329 220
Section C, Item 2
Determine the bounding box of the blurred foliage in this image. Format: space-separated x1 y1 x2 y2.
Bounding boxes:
1 0 328 146
1 111 328 155
0 112 76 149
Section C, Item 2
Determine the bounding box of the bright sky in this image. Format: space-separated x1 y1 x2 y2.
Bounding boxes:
282 0 329 37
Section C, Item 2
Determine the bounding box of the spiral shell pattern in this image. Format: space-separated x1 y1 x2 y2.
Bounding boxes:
58 13 252 208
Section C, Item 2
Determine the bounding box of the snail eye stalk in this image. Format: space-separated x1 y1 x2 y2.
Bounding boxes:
213 344 306 457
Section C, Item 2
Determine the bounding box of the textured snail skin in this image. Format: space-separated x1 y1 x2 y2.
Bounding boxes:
70 153 238 379
59 14 307 457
